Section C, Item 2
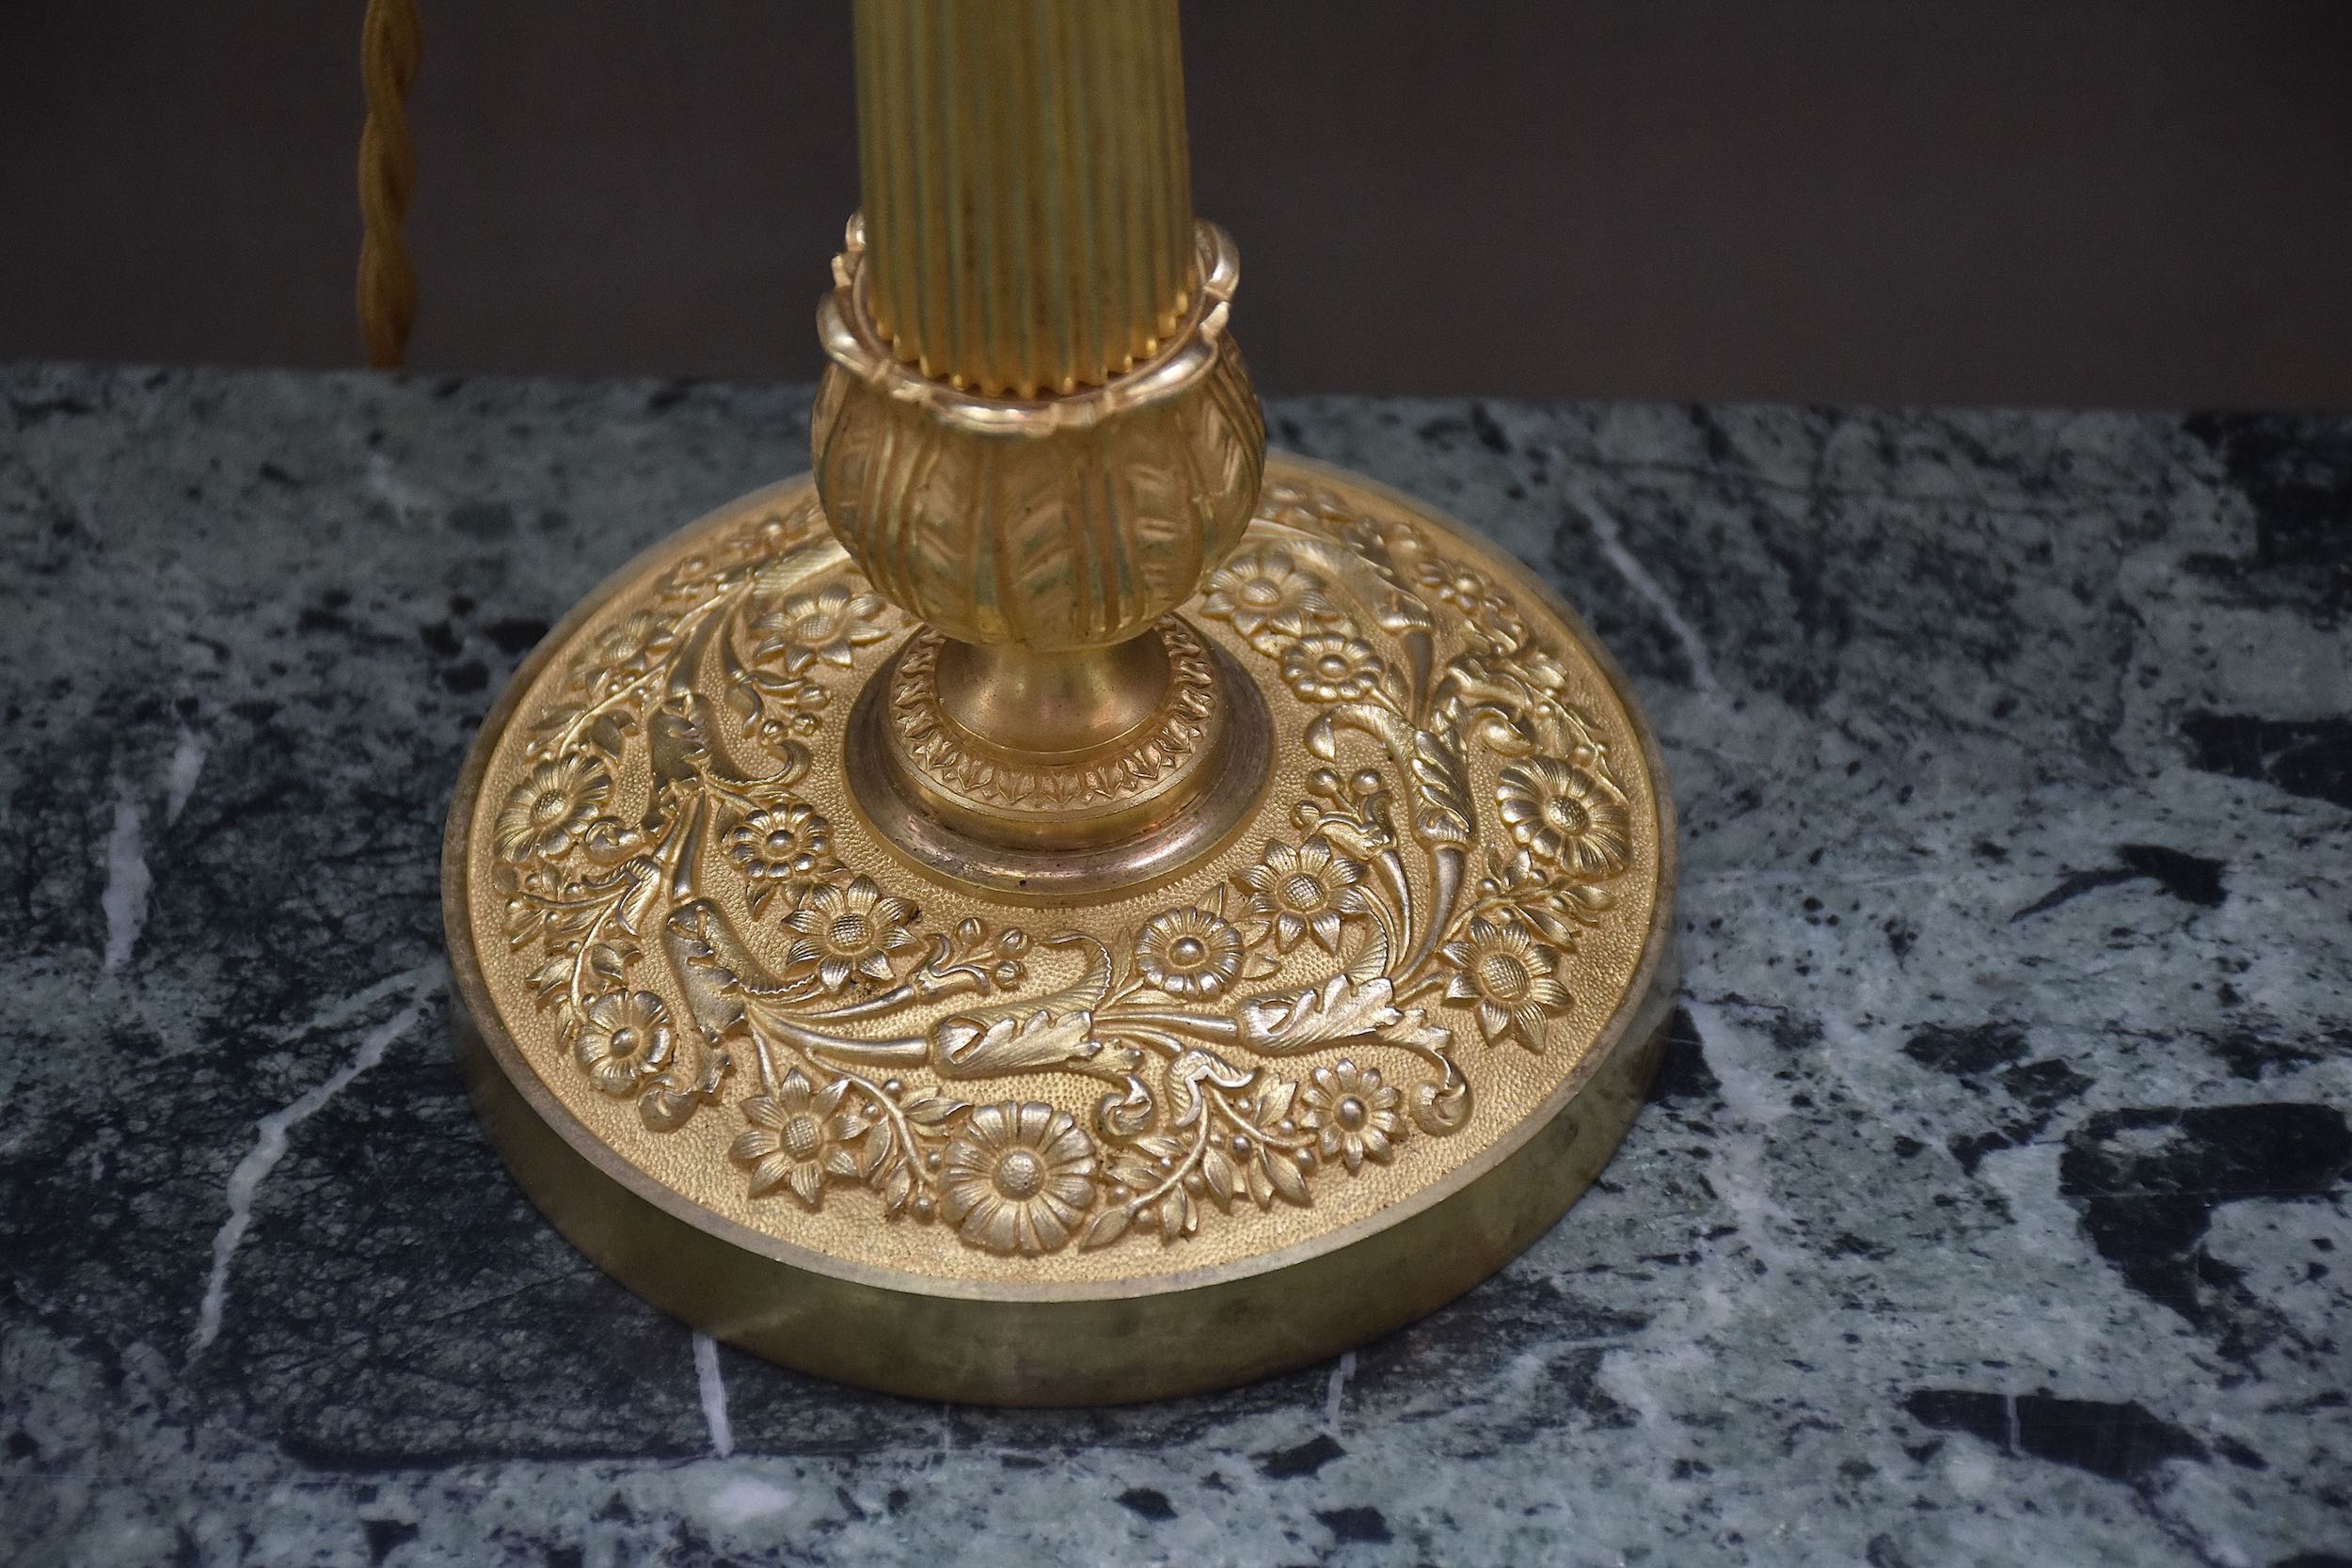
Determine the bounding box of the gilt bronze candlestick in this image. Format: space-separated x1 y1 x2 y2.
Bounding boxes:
444 0 1676 1403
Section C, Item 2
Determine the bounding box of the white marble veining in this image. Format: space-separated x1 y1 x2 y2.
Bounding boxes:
2 365 2346 1567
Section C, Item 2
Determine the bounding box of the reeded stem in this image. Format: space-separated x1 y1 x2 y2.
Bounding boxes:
853 0 1197 399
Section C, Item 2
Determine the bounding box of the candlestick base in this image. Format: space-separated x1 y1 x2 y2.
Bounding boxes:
443 453 1677 1403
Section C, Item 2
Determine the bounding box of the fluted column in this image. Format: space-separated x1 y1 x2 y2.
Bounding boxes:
852 0 1197 399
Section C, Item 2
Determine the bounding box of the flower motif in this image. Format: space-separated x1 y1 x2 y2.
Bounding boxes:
729 1069 869 1208
767 674 834 736
1279 633 1386 705
1300 1059 1406 1173
1410 555 1527 644
1293 765 1396 851
494 754 613 863
1495 757 1632 878
573 610 676 685
939 1101 1097 1255
753 582 891 673
1200 546 1342 639
1438 918 1573 1052
575 989 674 1095
1237 836 1371 953
1409 555 1492 611
732 500 824 562
724 803 834 902
1134 907 1246 1000
782 876 920 990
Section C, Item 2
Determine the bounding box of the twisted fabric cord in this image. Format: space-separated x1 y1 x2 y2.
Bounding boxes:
358 0 422 368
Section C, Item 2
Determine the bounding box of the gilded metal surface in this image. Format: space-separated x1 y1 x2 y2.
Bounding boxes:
852 0 1195 398
880 619 1222 824
449 456 1670 1341
447 0 1673 1408
847 619 1273 897
820 1 1263 879
815 217 1266 877
814 218 1261 655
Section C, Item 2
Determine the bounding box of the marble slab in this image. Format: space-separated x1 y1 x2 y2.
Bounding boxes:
2 364 2346 1566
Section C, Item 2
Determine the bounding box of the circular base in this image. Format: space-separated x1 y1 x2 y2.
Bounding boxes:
444 454 1677 1404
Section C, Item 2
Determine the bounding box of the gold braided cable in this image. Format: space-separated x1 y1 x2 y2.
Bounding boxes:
358 0 422 368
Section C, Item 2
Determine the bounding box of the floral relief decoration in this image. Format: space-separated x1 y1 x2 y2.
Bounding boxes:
487 482 1643 1258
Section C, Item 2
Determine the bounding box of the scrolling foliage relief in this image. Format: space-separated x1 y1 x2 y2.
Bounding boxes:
486 480 1640 1259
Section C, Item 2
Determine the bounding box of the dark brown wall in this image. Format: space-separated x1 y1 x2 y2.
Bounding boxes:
5 1 2347 407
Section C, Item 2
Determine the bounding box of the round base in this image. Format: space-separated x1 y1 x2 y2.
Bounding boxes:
443 454 1677 1404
